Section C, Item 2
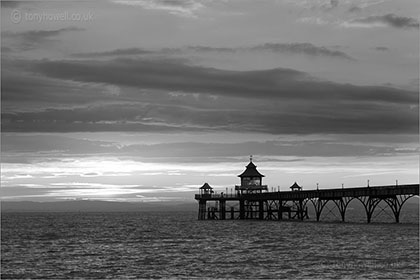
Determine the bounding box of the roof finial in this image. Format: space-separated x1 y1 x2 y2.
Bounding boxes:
250 155 253 162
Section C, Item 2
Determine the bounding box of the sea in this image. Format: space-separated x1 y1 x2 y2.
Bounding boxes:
1 208 419 279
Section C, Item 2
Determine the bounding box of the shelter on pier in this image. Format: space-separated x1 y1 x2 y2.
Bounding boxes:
290 182 302 191
235 156 268 194
199 183 213 196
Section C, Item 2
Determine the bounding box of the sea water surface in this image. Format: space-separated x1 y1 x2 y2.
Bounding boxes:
1 211 419 279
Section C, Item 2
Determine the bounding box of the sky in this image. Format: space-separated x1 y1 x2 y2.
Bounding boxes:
1 0 419 203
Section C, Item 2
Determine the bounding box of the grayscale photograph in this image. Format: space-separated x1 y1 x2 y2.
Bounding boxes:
1 0 419 279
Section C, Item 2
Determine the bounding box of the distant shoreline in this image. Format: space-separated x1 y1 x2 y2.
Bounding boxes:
1 200 198 212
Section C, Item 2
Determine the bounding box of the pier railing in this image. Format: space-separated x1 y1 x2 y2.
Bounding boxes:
195 184 419 201
195 193 239 200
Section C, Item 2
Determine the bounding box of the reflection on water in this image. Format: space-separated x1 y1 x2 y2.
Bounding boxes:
1 210 419 279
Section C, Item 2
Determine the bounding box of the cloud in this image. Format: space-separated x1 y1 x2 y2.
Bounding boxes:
23 58 417 104
284 0 338 11
346 14 419 29
72 42 354 61
348 6 362 13
318 0 339 11
0 182 159 202
330 0 339 8
2 27 85 50
373 46 389 51
3 134 419 162
184 46 237 53
187 43 355 60
1 134 114 154
72 48 153 58
112 0 204 18
1 46 13 53
288 0 387 11
297 17 331 26
358 0 387 9
1 1 20 8
3 96 417 134
251 43 355 61
2 90 418 135
2 57 417 134
123 140 420 158
1 68 121 112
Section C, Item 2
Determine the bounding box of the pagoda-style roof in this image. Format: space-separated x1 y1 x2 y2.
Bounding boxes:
290 182 302 190
238 161 265 178
200 183 213 190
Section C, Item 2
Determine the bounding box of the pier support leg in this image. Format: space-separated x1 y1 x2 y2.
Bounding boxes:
259 201 265 220
220 200 226 220
394 209 400 224
384 195 415 223
278 200 283 220
198 200 206 220
333 198 352 222
338 200 346 222
230 207 234 220
239 200 245 219
299 200 304 220
310 198 329 222
386 197 401 223
358 197 381 223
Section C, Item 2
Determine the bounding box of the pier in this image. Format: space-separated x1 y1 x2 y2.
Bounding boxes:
195 159 419 223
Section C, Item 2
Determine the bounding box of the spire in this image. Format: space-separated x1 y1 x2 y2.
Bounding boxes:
238 157 265 178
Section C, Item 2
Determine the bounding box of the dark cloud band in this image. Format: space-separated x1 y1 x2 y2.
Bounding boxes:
2 57 418 134
351 13 419 29
73 42 355 61
25 58 417 104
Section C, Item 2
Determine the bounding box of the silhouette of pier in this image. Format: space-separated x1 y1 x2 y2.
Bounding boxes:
195 158 419 223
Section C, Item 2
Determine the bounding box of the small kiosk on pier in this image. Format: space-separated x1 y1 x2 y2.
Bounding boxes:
199 183 213 197
290 182 302 191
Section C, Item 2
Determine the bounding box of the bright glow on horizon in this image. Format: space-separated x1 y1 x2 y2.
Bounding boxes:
1 153 418 202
